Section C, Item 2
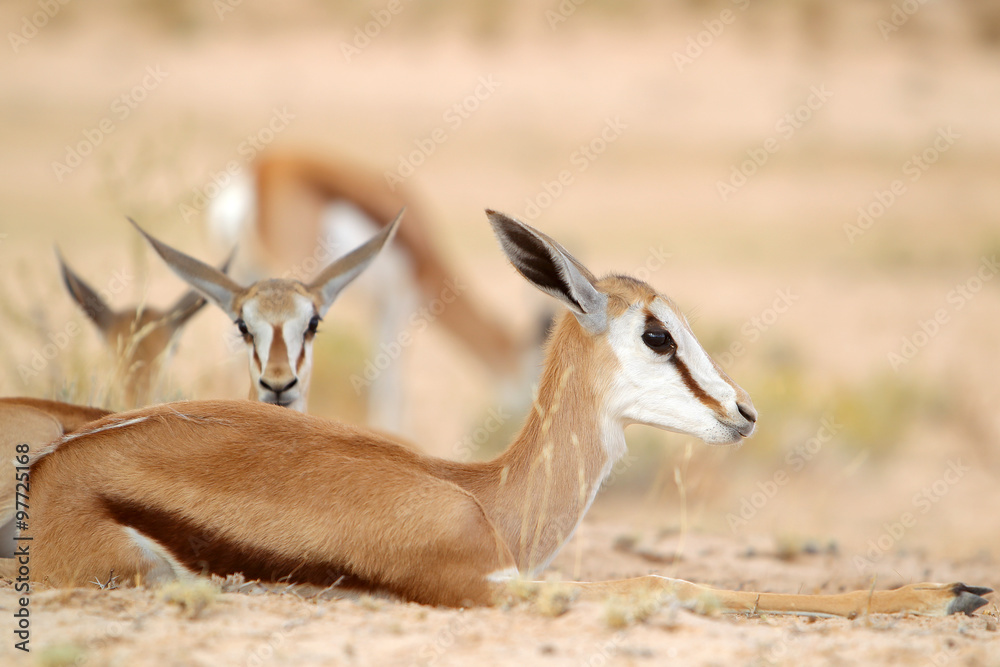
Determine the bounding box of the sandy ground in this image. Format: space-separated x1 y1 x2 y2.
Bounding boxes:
1 525 998 667
1 1 999 665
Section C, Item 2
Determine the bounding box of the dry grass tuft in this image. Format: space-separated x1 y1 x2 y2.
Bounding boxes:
534 581 578 617
495 577 578 616
155 578 220 619
35 642 87 667
355 594 386 611
602 589 662 629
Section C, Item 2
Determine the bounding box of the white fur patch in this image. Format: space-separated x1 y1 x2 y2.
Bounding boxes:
29 416 151 465
207 173 256 247
123 526 192 584
487 567 520 582
605 299 742 445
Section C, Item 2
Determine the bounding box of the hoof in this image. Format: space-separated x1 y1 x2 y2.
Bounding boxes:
947 583 993 616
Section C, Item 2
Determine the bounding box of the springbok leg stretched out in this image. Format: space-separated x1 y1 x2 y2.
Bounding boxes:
209 152 529 429
131 213 401 412
2 211 990 616
58 252 225 408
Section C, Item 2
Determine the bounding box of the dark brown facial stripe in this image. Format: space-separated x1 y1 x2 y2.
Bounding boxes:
644 309 724 414
672 356 724 415
101 495 379 592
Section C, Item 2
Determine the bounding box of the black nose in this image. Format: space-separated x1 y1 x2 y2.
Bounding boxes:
259 377 298 394
737 401 757 424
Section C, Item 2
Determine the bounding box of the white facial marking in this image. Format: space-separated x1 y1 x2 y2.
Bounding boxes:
605 297 748 445
239 293 317 410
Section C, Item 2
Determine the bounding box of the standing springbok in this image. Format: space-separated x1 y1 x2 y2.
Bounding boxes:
209 152 529 428
58 253 221 408
130 213 401 412
2 211 989 617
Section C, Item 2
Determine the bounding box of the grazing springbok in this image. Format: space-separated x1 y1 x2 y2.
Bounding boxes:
1 211 990 617
131 213 401 412
58 252 222 408
208 152 528 428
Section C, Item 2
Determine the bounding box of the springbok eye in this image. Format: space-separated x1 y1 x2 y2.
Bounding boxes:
235 318 252 341
642 329 676 355
306 315 321 337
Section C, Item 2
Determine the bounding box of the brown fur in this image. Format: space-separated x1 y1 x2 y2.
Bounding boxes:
8 271 988 617
0 398 111 434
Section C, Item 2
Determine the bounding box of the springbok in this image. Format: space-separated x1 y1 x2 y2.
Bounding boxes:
131 213 401 412
58 252 221 408
2 211 990 616
0 397 110 557
209 152 529 428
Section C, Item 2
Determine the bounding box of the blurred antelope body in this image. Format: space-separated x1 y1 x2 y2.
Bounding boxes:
1 211 989 618
209 153 525 428
132 214 401 413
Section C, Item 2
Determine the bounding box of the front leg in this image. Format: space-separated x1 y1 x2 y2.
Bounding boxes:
570 576 993 618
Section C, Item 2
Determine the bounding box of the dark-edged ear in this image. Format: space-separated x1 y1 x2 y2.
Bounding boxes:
130 218 244 320
486 210 608 334
308 208 402 313
56 248 117 333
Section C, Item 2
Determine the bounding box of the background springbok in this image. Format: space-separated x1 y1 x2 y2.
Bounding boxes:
58 251 226 408
208 152 532 428
131 213 401 413
3 211 989 617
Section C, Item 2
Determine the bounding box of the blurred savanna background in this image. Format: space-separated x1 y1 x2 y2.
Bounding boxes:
2 0 1000 664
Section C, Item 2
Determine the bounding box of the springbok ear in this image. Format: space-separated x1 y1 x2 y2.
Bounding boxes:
130 219 244 320
486 210 608 334
161 245 239 330
56 249 117 333
308 208 403 312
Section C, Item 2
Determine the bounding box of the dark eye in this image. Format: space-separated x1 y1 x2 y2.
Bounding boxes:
235 318 252 341
642 329 676 355
306 315 321 337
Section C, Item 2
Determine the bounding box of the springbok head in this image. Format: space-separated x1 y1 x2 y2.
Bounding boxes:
487 210 756 445
58 251 223 408
131 212 402 412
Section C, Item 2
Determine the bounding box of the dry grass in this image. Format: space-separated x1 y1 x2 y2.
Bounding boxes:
155 578 220 619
